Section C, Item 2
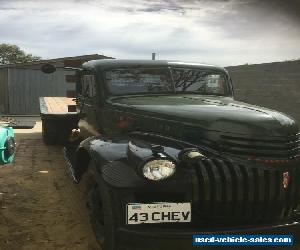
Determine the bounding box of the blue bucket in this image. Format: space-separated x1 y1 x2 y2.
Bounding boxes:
0 126 15 164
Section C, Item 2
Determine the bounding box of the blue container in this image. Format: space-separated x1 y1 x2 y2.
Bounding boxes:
0 126 15 164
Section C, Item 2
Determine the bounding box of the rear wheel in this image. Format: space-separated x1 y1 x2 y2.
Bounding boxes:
42 120 57 145
42 118 77 145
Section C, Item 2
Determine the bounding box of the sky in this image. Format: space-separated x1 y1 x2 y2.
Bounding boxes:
0 0 300 66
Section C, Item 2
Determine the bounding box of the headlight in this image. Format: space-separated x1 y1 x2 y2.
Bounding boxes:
143 159 176 181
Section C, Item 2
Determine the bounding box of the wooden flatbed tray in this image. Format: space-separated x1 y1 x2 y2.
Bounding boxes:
39 97 77 115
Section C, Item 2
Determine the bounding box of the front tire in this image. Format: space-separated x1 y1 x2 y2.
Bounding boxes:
88 178 116 250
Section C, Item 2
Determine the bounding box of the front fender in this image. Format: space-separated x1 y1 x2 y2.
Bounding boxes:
74 136 128 182
90 160 145 188
73 133 194 184
80 136 128 165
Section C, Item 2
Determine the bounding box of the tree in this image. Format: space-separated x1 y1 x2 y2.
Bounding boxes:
0 43 41 65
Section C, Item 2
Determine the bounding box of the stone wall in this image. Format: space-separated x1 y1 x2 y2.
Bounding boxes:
226 60 300 124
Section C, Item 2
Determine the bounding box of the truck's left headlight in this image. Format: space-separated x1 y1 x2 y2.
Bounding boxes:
143 159 176 181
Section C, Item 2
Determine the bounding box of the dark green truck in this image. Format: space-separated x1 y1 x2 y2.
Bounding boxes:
40 60 300 250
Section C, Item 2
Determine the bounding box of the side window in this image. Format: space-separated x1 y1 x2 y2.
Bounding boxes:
81 74 97 99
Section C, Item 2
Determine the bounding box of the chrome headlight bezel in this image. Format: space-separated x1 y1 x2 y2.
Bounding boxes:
142 158 176 181
178 148 206 164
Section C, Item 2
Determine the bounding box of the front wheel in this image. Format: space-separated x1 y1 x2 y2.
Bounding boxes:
88 178 116 250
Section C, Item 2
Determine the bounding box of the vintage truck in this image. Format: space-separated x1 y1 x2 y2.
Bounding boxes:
40 59 300 250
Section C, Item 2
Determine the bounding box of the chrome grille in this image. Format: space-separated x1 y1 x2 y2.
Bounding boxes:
219 133 300 159
194 159 300 224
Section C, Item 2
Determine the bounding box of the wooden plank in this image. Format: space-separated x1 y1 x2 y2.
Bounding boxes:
39 97 76 115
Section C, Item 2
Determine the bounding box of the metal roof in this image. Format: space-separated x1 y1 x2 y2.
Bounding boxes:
0 54 114 69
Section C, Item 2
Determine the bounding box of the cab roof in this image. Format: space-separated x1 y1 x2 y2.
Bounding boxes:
82 59 227 72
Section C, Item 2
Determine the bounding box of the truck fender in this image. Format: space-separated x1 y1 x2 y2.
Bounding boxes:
90 160 146 188
74 136 128 182
74 134 184 185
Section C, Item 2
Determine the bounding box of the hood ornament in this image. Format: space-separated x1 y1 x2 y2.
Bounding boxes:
282 172 290 189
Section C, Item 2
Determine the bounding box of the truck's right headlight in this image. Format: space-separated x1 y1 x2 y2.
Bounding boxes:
143 159 176 181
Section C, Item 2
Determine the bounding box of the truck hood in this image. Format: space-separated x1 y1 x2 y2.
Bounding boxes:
110 95 298 137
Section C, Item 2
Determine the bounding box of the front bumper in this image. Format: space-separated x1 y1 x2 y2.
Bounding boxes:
116 221 300 250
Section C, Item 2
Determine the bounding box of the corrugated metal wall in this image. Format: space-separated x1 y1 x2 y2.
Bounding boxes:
0 68 9 114
8 68 69 114
0 55 110 115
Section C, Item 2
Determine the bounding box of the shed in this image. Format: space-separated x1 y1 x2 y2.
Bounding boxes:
0 54 113 115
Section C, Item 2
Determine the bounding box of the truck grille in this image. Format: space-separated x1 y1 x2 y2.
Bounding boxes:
219 133 300 159
194 159 300 225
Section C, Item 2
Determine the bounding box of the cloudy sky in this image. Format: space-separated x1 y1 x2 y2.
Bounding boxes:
0 0 299 66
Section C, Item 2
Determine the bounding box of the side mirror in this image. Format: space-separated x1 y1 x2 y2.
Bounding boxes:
41 64 56 74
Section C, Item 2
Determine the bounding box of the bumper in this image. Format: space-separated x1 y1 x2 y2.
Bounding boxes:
116 221 300 250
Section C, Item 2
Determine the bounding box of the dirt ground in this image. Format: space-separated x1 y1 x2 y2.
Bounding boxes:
0 118 100 250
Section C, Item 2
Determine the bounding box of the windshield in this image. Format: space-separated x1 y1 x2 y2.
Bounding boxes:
105 67 229 96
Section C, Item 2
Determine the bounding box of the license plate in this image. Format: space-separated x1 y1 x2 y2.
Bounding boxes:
126 202 191 224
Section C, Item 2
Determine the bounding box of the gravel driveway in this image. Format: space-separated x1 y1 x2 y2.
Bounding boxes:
0 118 100 250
